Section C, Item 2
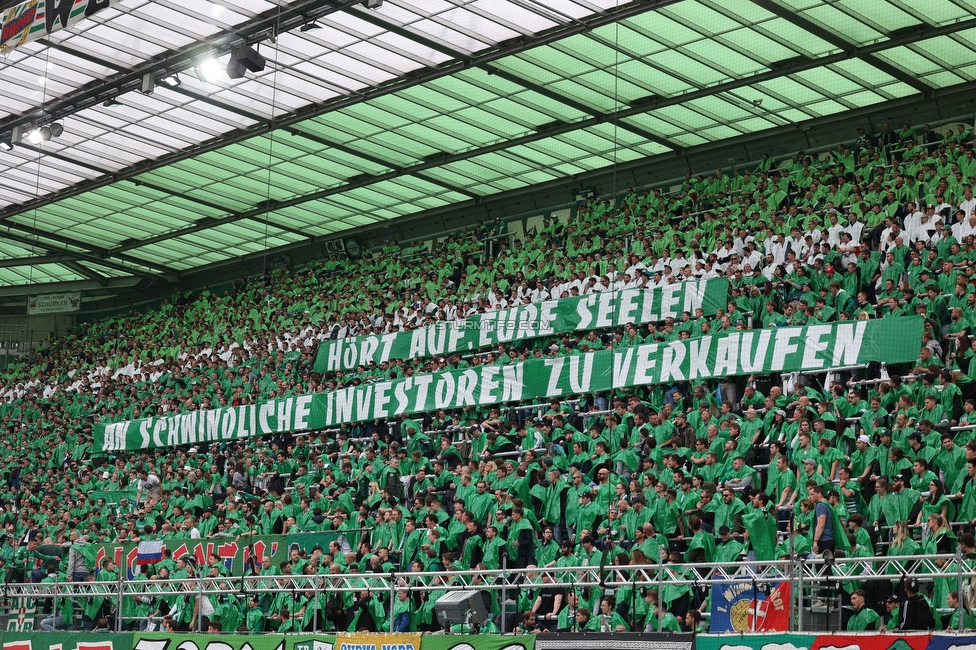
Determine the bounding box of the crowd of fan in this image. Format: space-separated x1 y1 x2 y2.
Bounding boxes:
3 120 976 635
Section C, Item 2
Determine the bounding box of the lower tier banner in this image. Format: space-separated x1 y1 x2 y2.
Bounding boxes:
133 634 337 650
697 633 948 650
335 634 421 650
92 535 285 578
96 317 925 453
534 633 693 650
2 633 132 650
421 635 534 650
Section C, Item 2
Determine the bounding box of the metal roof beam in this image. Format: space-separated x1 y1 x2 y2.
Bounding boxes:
0 276 141 299
750 0 932 95
344 5 469 61
286 128 481 200
0 226 176 281
171 81 976 283
412 172 483 200
0 0 367 136
16 143 115 176
2 1 965 268
0 254 65 268
112 66 976 256
63 261 108 285
481 63 684 152
0 0 669 224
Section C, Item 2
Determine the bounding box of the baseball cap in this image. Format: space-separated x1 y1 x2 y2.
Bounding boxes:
857 435 871 444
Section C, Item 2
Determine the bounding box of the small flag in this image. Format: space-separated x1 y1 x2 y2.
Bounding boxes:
136 541 164 565
710 580 790 632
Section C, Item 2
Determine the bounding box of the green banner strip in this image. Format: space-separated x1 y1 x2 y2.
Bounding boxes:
314 279 729 372
695 634 818 650
96 317 924 453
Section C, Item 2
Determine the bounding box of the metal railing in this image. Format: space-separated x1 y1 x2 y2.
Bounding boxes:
9 552 976 634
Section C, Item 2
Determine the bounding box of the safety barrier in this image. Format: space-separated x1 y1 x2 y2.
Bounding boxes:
5 553 975 634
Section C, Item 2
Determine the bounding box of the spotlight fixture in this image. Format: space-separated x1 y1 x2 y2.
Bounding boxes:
103 98 123 107
140 72 155 95
49 123 63 138
0 132 12 151
161 73 181 88
195 58 223 83
226 44 266 79
300 21 323 32
26 128 44 145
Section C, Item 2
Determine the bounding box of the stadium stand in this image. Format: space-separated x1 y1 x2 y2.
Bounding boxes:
1 118 976 637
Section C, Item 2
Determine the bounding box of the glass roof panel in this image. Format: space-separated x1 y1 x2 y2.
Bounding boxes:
834 0 922 33
684 95 754 123
844 89 887 107
829 59 901 87
804 99 851 118
0 240 46 260
516 42 600 78
719 25 799 63
756 76 830 106
798 3 885 46
644 48 728 87
670 132 710 148
925 71 968 88
0 264 87 285
699 125 743 141
916 0 975 24
913 35 976 68
791 67 870 97
621 113 684 138
653 105 719 132
877 46 948 76
663 0 753 33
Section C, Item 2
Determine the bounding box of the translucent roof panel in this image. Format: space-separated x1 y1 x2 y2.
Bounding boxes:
875 29 976 87
0 0 972 293
0 264 91 286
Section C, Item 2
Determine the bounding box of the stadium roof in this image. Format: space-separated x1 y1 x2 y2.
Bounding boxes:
1 0 975 303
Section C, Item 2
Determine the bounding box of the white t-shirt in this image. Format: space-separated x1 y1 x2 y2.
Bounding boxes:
138 475 161 495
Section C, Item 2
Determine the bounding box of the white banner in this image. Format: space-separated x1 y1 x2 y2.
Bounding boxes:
1 0 121 54
28 291 80 314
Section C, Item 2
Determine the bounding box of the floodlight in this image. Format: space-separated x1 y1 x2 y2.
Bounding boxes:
103 98 123 107
161 73 181 88
0 133 11 151
300 21 322 32
362 0 383 7
49 123 63 138
195 59 223 83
